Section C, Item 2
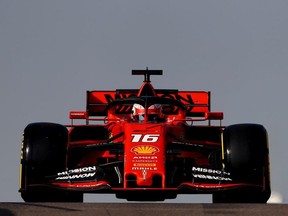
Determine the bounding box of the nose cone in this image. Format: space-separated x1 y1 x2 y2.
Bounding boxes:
123 123 166 188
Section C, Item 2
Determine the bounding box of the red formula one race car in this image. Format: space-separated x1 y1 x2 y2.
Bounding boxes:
19 70 271 203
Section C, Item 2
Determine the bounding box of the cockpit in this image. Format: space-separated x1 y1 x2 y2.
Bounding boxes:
106 97 186 124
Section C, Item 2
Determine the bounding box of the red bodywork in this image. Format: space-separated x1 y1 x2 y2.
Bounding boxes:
46 70 263 200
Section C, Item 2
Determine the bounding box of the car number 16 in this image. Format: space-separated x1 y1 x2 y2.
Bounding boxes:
131 134 160 143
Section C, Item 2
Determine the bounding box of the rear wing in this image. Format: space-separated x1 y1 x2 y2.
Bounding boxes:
86 89 210 117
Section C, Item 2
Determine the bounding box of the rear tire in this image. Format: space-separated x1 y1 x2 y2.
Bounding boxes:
213 124 270 203
20 122 83 202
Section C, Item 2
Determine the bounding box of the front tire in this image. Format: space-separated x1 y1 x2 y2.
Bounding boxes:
213 124 271 203
20 122 83 202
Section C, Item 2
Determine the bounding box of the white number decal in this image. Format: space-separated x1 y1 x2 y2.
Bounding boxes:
131 134 160 143
131 134 142 142
142 134 160 142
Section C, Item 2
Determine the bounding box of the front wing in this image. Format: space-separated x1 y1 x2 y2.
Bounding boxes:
39 164 263 195
27 138 265 198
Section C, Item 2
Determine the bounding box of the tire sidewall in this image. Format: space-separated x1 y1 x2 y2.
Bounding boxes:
21 122 68 187
223 123 270 187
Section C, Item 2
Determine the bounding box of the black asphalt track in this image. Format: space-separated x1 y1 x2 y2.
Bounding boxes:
0 203 287 216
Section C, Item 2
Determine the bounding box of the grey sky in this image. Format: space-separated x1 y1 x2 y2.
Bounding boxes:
0 1 287 202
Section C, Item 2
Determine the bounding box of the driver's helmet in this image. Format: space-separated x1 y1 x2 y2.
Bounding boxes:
132 104 162 122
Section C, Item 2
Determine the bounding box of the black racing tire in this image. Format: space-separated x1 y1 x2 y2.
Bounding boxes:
20 122 83 202
213 124 271 203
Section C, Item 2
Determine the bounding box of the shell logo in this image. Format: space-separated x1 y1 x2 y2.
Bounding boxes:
131 145 160 155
